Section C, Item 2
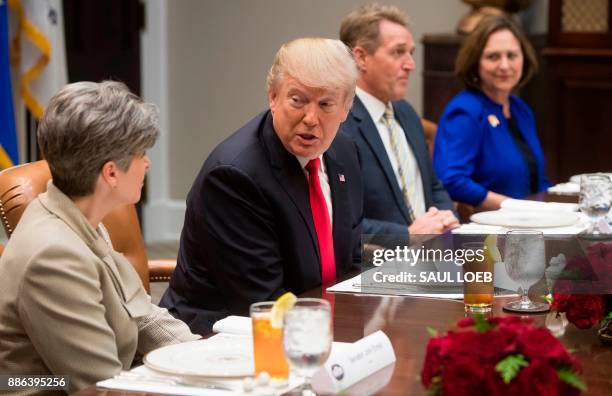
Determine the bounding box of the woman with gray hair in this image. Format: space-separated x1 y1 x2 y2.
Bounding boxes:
0 81 199 394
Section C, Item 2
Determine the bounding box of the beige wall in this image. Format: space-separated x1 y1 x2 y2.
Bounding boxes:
165 0 472 200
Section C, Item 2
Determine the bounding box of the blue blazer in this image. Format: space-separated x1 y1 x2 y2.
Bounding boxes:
340 97 454 237
160 111 363 335
433 89 550 206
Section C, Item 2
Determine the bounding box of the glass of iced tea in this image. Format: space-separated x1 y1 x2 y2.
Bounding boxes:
250 301 289 380
462 241 495 312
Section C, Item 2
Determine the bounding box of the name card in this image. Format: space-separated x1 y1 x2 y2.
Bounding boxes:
312 330 396 394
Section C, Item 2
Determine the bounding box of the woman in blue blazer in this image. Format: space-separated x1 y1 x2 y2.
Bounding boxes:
434 15 550 209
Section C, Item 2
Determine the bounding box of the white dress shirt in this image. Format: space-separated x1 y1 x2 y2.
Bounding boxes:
356 87 426 217
296 155 333 225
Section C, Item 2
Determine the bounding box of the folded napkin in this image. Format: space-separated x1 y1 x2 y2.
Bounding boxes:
500 198 579 212
97 365 241 395
212 315 251 335
548 182 580 195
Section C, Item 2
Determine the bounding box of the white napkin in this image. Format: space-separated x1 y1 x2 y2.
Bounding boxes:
97 366 241 395
548 182 580 194
500 198 579 212
212 316 252 335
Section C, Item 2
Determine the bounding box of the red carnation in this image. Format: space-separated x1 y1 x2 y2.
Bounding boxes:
441 355 489 396
517 327 572 364
421 336 450 387
586 242 612 281
565 295 605 329
515 359 559 396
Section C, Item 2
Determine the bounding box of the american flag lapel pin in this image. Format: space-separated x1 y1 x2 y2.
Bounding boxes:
338 174 346 182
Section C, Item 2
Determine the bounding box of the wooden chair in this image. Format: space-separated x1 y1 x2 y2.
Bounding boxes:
0 160 175 293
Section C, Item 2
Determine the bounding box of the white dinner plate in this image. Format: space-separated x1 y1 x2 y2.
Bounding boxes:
144 338 254 378
569 172 612 184
470 210 580 228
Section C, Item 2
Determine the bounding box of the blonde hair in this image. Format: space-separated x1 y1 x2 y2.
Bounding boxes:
266 37 358 108
340 3 409 54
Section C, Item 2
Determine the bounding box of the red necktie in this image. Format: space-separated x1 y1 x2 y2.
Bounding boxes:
306 158 336 284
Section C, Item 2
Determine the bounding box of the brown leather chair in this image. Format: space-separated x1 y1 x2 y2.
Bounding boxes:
0 160 175 293
421 118 437 159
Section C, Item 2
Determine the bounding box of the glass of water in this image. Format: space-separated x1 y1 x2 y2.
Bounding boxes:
283 298 332 395
579 174 612 233
503 230 549 313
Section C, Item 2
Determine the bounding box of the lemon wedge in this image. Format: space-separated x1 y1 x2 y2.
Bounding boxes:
483 234 502 263
270 292 297 328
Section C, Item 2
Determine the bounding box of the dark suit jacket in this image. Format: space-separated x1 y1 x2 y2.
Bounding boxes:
160 110 362 335
340 96 453 239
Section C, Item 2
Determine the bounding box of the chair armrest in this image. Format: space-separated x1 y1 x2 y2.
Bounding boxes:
148 259 176 282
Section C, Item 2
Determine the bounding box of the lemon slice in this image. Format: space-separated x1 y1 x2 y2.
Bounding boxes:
270 292 297 328
483 234 502 263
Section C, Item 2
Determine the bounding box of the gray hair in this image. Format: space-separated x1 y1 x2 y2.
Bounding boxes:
266 37 358 109
340 3 409 54
37 80 159 197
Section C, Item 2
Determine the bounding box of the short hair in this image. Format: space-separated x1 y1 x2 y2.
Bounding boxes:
37 81 159 197
266 37 358 109
455 15 538 90
339 3 409 54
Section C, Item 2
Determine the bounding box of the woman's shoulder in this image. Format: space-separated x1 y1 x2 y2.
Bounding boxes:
443 89 487 117
440 89 487 125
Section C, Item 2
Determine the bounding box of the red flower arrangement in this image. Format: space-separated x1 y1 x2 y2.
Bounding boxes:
421 316 585 396
551 242 612 332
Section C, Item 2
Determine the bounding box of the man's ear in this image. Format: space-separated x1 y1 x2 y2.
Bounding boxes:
352 46 368 72
100 161 119 188
268 89 278 114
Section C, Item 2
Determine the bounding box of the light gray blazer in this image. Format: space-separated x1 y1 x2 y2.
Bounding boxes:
0 183 199 394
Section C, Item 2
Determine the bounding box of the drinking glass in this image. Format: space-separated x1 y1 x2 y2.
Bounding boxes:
503 230 549 312
579 174 612 233
461 241 494 313
250 301 289 381
283 298 332 395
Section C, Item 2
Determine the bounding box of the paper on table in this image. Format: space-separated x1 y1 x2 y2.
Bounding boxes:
327 271 463 299
500 198 579 212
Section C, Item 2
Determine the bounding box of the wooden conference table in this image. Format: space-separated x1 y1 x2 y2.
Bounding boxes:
75 288 612 396
76 193 612 395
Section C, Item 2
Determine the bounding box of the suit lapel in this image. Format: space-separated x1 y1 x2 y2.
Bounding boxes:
261 112 320 260
351 97 411 222
324 146 348 270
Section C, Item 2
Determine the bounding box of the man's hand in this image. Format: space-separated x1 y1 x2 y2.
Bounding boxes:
408 207 460 235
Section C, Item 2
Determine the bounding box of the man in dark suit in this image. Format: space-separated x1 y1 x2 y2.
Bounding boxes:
160 38 362 335
339 4 459 241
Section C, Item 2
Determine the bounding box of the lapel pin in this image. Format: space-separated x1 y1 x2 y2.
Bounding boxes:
338 174 345 182
488 114 500 128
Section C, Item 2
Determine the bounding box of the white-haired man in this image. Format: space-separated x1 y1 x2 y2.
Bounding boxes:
161 38 363 335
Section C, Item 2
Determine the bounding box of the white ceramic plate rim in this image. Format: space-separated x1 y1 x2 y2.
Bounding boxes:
143 339 254 378
470 210 580 228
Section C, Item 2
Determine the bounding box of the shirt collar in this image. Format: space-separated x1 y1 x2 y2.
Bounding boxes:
295 154 326 173
356 86 390 123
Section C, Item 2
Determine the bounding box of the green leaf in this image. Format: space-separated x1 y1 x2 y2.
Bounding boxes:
474 314 494 333
495 354 528 384
600 312 612 328
558 368 587 392
426 326 439 337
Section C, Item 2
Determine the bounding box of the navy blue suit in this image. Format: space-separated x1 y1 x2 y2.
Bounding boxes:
340 97 453 238
160 111 362 335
